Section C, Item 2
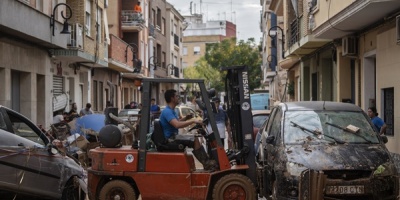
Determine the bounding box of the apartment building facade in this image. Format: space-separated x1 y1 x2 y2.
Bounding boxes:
182 14 237 68
0 0 110 128
261 0 400 161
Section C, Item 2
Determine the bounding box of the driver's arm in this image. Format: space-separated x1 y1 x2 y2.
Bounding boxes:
170 118 202 129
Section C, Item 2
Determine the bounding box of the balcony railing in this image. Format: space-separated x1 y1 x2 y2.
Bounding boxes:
121 10 145 31
288 18 299 47
174 34 179 46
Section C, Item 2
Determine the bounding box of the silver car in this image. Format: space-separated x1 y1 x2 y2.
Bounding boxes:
0 105 86 199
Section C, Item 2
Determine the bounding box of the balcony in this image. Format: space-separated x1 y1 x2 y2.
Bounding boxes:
286 16 330 57
121 10 145 32
107 34 135 73
288 19 299 47
149 24 156 38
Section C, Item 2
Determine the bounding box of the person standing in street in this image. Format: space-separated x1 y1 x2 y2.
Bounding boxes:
367 107 387 135
80 103 93 116
208 97 231 147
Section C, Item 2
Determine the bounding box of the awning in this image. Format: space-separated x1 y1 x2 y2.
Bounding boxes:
314 0 400 39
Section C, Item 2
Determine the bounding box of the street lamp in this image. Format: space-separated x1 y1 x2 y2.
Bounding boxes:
166 64 175 76
268 25 285 59
148 56 158 70
50 3 72 36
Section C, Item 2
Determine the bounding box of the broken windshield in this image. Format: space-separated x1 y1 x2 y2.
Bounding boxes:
284 111 379 144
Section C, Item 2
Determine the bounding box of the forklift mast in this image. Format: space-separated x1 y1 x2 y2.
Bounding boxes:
222 65 257 185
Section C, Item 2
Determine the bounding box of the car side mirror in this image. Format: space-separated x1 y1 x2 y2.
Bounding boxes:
380 135 388 144
47 144 59 155
266 135 275 144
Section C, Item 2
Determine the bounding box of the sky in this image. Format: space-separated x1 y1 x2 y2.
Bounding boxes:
167 0 262 44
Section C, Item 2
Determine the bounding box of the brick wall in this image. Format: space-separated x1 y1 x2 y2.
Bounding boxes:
109 34 134 69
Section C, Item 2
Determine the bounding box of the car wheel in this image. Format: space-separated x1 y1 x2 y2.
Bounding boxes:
99 180 136 200
212 173 256 200
61 178 85 200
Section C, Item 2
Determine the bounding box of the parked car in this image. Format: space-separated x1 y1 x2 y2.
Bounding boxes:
118 109 140 122
252 110 270 156
252 109 270 129
257 101 398 199
0 105 87 200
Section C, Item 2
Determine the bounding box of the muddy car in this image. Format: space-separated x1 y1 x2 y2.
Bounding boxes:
0 105 87 199
258 101 398 199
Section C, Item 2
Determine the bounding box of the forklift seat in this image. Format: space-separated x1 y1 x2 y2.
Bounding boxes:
152 119 194 152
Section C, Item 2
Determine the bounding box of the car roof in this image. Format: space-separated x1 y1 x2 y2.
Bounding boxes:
251 110 271 116
279 101 362 112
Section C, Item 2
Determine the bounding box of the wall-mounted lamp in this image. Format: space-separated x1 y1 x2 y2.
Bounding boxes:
166 64 175 76
50 3 72 36
125 43 142 73
268 25 285 59
148 56 158 70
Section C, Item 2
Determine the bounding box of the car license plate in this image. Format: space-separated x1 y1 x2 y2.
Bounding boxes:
326 185 364 194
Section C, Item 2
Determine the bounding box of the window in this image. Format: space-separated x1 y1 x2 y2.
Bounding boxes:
162 17 165 35
152 9 156 25
97 7 102 41
157 8 161 27
183 47 188 55
93 80 97 111
194 46 200 55
383 88 394 136
86 0 91 36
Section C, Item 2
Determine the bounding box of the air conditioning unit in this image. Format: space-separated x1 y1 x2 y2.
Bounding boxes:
396 15 400 44
68 23 83 49
342 36 357 56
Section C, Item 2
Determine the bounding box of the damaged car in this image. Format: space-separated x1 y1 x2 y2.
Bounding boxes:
258 101 398 200
0 105 87 199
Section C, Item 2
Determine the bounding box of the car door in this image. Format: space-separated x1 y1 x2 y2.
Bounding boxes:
3 108 63 198
0 108 30 192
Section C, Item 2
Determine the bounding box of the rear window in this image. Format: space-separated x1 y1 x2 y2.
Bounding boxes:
251 93 269 110
253 114 269 128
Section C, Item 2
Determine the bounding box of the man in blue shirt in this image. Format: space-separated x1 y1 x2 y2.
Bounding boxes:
367 107 387 135
159 89 216 170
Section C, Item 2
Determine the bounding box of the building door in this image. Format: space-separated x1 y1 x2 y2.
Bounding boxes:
11 70 20 112
311 72 318 101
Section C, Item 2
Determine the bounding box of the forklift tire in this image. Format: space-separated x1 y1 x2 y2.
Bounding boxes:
99 180 136 200
212 173 256 200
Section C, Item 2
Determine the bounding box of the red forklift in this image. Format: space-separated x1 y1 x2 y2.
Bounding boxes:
87 66 259 199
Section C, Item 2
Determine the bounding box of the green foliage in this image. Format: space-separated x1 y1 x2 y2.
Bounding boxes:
204 37 262 91
184 37 262 93
183 58 223 91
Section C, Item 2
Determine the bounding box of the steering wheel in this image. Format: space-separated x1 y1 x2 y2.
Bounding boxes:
188 118 209 132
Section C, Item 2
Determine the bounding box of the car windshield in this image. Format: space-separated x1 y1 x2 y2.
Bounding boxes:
284 111 379 144
253 114 269 128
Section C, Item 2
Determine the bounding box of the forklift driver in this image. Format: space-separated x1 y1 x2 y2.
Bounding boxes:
160 89 217 170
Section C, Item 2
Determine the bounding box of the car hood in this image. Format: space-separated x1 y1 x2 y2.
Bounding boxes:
285 144 391 170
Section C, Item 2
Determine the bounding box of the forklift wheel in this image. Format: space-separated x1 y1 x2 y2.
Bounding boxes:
99 180 136 200
212 173 256 200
